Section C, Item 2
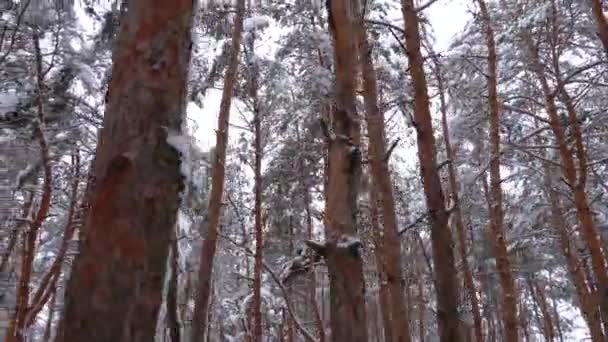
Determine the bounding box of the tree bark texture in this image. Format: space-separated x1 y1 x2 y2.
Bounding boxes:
191 0 245 340
59 1 194 340
324 0 369 340
353 1 410 340
400 0 462 340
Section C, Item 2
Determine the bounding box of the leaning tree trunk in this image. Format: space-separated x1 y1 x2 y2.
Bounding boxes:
477 1 520 340
400 0 462 340
353 1 410 340
58 1 194 341
321 0 369 340
525 33 608 334
191 0 245 340
541 155 605 342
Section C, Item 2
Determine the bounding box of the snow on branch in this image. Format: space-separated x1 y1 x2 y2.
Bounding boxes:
336 234 362 250
243 15 271 32
280 241 324 284
281 234 364 284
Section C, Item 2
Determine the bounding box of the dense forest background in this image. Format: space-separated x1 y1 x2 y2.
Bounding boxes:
1 0 607 341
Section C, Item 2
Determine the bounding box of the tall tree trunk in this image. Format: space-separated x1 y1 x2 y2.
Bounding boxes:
370 187 394 342
322 0 369 340
525 35 608 333
432 54 484 342
58 0 194 340
353 2 410 341
191 0 245 340
590 0 608 58
399 0 462 340
541 157 605 342
8 28 53 342
252 58 263 342
167 227 181 342
533 279 555 342
476 1 520 340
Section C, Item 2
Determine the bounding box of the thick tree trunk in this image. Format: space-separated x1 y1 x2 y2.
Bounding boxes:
191 0 245 340
58 1 194 340
433 55 484 342
400 0 462 340
323 0 369 340
353 2 410 341
476 1 520 340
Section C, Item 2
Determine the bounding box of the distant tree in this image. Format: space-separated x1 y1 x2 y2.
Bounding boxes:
191 0 246 340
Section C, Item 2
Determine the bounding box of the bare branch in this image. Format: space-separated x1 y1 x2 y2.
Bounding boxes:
383 138 401 162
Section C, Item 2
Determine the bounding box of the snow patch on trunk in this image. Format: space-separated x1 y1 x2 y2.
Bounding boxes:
165 129 193 182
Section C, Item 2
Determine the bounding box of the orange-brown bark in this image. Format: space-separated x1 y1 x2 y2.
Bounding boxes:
370 187 394 342
191 0 245 340
323 0 369 340
400 0 462 340
58 1 194 340
353 1 410 340
541 158 605 341
525 34 608 337
8 29 54 342
23 154 81 329
476 1 520 340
